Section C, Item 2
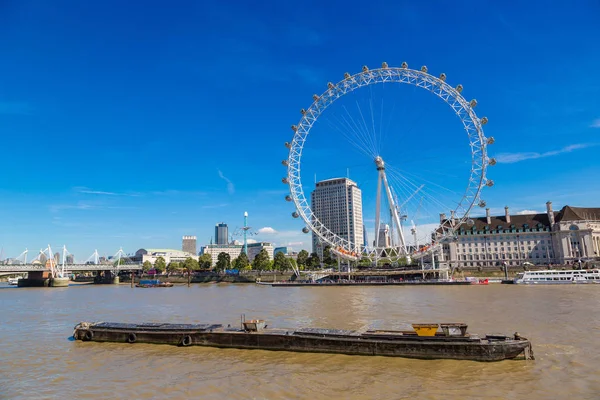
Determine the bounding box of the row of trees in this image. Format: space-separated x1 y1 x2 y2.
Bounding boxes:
139 245 350 273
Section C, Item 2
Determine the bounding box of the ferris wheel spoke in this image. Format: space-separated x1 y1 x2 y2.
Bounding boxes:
351 102 378 157
386 164 463 197
323 116 376 160
338 104 378 157
386 169 457 219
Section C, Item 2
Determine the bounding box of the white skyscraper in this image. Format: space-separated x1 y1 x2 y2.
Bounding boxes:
311 178 364 258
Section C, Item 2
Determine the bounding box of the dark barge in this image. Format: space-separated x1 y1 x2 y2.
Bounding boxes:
73 319 533 361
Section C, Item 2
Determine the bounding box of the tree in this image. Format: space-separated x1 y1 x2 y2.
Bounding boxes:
167 261 181 274
216 252 231 272
273 252 288 271
297 250 309 269
183 257 199 272
142 260 152 272
252 248 271 271
154 256 166 273
234 252 251 270
308 252 321 269
198 253 212 270
322 245 336 267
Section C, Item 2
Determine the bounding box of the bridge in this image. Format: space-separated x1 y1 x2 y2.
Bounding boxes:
0 245 142 286
0 263 141 274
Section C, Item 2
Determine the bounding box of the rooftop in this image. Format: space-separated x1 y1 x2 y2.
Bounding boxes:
315 177 358 187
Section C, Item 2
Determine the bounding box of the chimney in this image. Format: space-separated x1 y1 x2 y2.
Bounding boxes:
546 201 555 225
486 208 491 225
450 210 456 226
439 213 446 223
505 206 511 224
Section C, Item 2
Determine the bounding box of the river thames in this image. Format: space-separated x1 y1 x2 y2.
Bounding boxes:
1 283 598 399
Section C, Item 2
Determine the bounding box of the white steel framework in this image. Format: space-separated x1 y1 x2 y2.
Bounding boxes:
284 63 493 261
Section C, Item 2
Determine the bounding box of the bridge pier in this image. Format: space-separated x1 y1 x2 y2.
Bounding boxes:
94 270 120 285
18 271 51 287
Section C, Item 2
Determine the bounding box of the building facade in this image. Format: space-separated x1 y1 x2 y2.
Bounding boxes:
182 235 197 255
436 202 600 268
376 224 391 248
201 242 274 266
311 178 364 258
131 249 198 265
215 223 228 245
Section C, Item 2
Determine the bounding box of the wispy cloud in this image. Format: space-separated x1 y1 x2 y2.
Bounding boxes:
49 202 96 213
201 203 229 209
496 143 593 164
0 101 33 115
591 119 600 128
516 209 540 215
217 170 235 194
75 187 141 197
258 227 277 234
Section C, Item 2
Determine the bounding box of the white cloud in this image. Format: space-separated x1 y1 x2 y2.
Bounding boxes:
201 203 229 209
246 239 258 244
217 170 235 194
590 119 600 128
75 187 141 197
516 209 539 215
258 227 277 234
496 143 592 164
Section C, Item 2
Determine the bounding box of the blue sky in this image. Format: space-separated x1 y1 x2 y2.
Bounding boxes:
0 1 599 260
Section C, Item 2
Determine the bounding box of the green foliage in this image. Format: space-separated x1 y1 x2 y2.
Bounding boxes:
167 261 181 272
234 252 251 270
198 253 212 270
297 249 309 268
322 245 336 267
142 260 153 272
216 252 231 272
183 257 199 271
154 256 166 272
252 248 271 271
308 252 321 269
273 252 288 271
358 257 372 267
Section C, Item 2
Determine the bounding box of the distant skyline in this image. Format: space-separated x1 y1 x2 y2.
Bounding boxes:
1 1 599 259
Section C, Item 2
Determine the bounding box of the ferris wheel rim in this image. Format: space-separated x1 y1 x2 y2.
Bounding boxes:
286 64 491 260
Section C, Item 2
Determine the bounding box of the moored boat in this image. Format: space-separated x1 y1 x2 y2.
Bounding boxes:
7 277 20 286
514 269 600 284
72 318 533 361
136 279 173 288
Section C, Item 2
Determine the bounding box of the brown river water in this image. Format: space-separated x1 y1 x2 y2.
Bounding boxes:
1 283 599 399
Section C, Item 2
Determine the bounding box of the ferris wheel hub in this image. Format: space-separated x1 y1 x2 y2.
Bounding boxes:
374 156 385 170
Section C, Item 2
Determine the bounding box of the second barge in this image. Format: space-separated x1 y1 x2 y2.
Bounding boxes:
73 318 533 362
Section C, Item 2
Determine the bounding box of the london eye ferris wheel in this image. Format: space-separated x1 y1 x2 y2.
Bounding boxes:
282 62 496 264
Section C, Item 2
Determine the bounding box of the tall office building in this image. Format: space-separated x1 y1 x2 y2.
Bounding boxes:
311 178 364 258
182 235 197 255
66 254 75 264
54 252 60 265
215 223 228 245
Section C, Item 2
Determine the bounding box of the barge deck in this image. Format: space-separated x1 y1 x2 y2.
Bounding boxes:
73 319 533 361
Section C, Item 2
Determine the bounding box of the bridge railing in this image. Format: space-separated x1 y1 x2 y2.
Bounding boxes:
0 264 143 272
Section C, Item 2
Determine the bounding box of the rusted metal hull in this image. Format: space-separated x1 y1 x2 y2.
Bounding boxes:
73 322 531 361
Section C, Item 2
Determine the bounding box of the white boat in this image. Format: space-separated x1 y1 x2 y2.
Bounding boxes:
514 269 600 284
7 277 20 286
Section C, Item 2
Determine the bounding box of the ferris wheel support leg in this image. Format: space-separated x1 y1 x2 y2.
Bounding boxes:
374 172 382 266
382 171 408 254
